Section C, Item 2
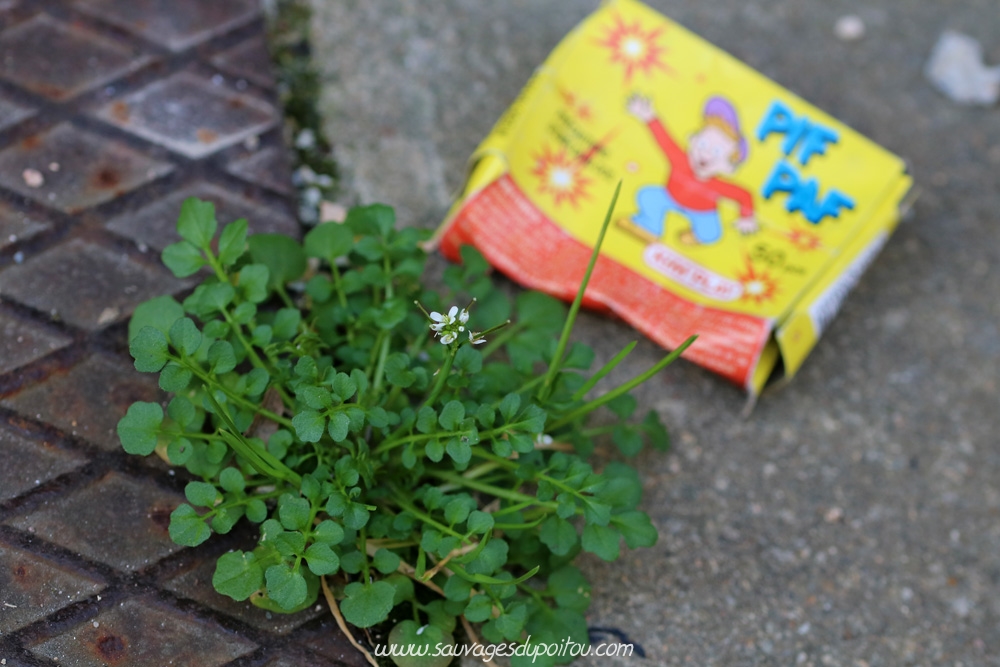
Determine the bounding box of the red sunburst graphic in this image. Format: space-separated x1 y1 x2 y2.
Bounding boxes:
594 14 673 82
531 146 592 208
736 259 781 305
784 228 824 252
558 87 596 122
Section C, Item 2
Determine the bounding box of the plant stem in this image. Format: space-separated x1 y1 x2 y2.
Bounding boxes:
549 334 696 430
539 181 621 401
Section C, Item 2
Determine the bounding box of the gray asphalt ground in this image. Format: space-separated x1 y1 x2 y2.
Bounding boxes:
306 1 1000 665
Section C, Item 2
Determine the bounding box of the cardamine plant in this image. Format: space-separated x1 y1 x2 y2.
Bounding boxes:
117 186 693 666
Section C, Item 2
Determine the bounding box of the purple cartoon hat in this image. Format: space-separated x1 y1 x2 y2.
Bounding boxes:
703 96 748 163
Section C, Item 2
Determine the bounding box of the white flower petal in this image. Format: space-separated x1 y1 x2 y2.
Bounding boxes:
459 309 470 324
441 332 457 344
448 305 459 318
429 312 444 322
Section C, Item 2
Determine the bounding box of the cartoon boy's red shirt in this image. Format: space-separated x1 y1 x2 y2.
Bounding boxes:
647 118 754 217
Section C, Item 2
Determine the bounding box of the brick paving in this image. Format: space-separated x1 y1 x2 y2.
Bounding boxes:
0 1 363 665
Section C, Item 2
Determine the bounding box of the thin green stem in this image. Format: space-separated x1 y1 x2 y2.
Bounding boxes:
179 358 294 429
539 181 621 400
549 334 696 430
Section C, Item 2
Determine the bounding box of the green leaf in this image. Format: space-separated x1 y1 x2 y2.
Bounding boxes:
374 299 408 330
233 302 256 324
563 341 595 370
186 481 220 507
158 362 191 392
343 503 370 530
446 438 471 467
249 234 306 288
466 511 494 535
425 440 444 462
442 573 472 601
272 308 301 341
117 401 163 455
547 566 591 612
238 264 270 303
607 393 638 419
168 318 202 356
177 197 217 247
207 340 236 374
444 497 474 525
313 520 345 546
278 494 311 530
332 372 357 401
612 511 658 549
464 539 508 576
304 543 340 575
498 393 521 422
130 326 169 372
581 523 621 561
539 516 577 556
213 550 262 601
129 295 183 343
327 412 350 442
244 368 270 396
292 410 325 443
464 594 493 623
367 407 389 429
169 504 211 546
612 424 643 457
372 548 401 574
167 396 196 427
340 581 395 628
642 409 670 451
246 498 267 523
493 602 528 640
385 353 415 388
304 222 353 261
264 563 308 611
162 241 205 278
438 401 465 430
415 406 437 434
219 467 245 493
202 283 236 312
454 345 483 374
299 386 332 410
515 291 566 333
166 438 192 464
218 218 248 266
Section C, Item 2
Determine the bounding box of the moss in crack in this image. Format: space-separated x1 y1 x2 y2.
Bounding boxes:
264 0 339 225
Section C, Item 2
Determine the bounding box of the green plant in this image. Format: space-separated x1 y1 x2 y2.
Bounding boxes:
118 189 693 666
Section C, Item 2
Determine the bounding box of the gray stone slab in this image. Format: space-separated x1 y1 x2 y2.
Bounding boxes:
308 1 1000 665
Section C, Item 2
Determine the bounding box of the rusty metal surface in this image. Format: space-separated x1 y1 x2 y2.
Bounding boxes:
0 1 361 664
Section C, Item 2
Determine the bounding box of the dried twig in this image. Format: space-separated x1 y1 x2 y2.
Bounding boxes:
320 576 379 667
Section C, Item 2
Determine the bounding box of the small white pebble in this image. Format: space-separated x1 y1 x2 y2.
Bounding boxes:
834 14 865 41
13 251 24 263
824 506 843 523
22 168 44 188
48 162 60 172
92 621 99 628
243 134 260 150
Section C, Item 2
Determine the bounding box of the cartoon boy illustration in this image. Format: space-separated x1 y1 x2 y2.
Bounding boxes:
621 94 759 245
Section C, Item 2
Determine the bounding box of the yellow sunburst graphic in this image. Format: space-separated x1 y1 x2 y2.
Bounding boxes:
736 258 781 305
531 146 592 208
594 14 672 82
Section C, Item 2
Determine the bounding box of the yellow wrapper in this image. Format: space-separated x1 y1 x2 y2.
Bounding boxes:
433 0 912 394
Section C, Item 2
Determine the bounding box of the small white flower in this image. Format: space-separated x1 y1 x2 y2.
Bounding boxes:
440 332 457 345
458 308 470 324
469 331 487 345
535 434 554 446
